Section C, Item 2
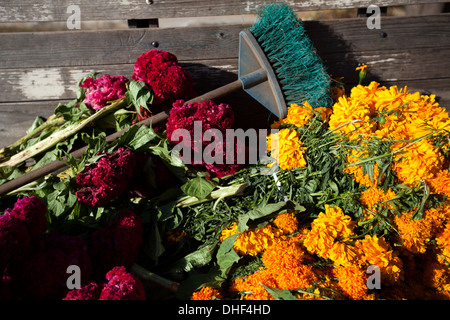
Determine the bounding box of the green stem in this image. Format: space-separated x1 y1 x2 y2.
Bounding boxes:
131 264 179 292
0 115 65 158
0 98 126 168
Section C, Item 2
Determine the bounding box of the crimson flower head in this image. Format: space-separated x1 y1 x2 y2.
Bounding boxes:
132 49 196 105
88 210 143 278
166 99 244 178
15 232 92 300
8 196 47 242
62 281 101 300
74 147 137 208
63 266 146 300
0 214 31 270
80 74 129 110
99 266 146 300
0 196 47 270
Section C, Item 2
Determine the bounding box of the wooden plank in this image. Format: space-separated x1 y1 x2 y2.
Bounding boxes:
1 14 449 103
0 25 245 69
1 76 449 148
1 42 449 103
1 14 449 69
1 0 448 23
0 59 240 103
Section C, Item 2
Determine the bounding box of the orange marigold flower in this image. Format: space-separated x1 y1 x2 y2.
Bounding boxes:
344 149 382 187
332 265 368 300
303 205 357 264
429 170 450 197
233 224 284 256
394 206 450 254
436 222 450 262
314 106 333 123
360 186 397 211
423 260 450 293
220 222 238 242
262 238 305 272
283 101 314 128
267 128 307 171
327 242 360 267
391 139 445 187
191 286 223 300
165 227 188 243
331 86 345 102
355 234 403 285
231 269 277 300
275 264 318 290
272 211 299 235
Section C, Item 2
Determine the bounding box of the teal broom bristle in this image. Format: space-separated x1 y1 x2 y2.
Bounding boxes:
250 2 333 109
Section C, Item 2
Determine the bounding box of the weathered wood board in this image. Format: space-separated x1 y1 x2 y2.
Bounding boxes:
0 8 449 147
1 0 448 22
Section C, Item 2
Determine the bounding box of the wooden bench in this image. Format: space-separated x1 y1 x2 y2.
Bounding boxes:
1 0 449 148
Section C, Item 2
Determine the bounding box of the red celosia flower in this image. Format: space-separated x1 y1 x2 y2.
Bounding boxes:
74 147 137 208
80 74 129 110
0 214 31 270
63 267 145 300
132 49 195 105
8 196 47 242
62 281 101 300
166 100 235 146
166 99 244 178
15 232 92 300
88 210 143 278
99 266 146 300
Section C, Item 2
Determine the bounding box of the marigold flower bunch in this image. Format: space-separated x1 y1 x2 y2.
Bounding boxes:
194 208 398 300
191 77 450 300
329 81 450 192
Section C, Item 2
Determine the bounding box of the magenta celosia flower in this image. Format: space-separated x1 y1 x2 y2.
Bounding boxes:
132 49 195 106
99 266 146 300
203 139 247 179
166 100 235 146
64 266 146 300
80 74 129 110
0 214 31 270
15 232 92 300
88 210 143 278
8 196 47 242
74 147 137 208
165 99 244 178
62 281 101 300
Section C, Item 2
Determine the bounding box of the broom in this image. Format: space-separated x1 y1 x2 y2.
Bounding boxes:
0 2 332 196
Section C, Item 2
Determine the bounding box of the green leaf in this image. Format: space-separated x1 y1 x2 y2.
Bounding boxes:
237 201 294 233
181 176 217 200
117 124 158 151
262 285 300 300
216 233 241 278
125 80 154 117
170 242 218 275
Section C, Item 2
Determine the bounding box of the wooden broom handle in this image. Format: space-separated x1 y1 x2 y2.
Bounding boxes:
0 79 244 196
